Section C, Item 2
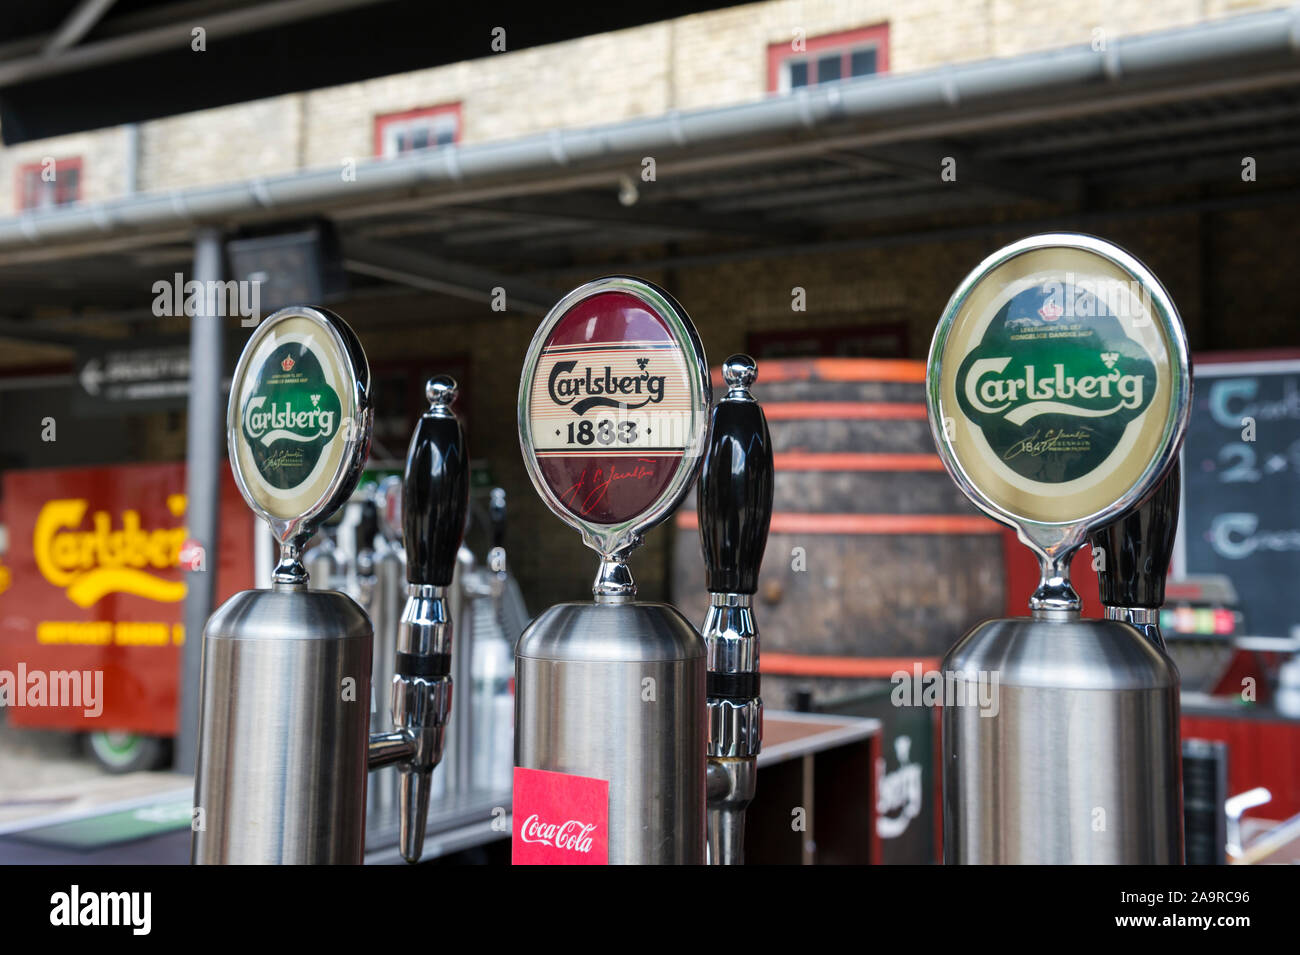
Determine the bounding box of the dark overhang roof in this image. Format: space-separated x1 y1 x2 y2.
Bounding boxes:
0 0 751 144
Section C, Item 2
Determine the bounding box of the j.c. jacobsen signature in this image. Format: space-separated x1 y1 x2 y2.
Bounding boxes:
265 448 305 471
562 459 657 515
1003 428 1092 461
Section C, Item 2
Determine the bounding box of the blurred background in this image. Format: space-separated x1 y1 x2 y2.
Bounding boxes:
0 0 1297 863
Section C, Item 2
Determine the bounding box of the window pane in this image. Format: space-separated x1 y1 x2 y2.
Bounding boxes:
788 60 808 88
816 54 841 84
382 110 461 155
21 166 79 209
850 48 877 77
58 168 80 204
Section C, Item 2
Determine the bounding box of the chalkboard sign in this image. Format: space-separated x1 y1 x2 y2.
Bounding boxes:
1178 355 1300 638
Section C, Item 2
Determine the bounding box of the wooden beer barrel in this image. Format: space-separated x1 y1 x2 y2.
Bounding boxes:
671 358 1005 708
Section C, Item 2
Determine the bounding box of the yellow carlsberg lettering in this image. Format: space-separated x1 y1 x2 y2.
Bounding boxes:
33 498 189 608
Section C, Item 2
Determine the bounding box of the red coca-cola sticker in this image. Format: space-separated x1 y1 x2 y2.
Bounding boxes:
525 290 697 525
512 767 609 865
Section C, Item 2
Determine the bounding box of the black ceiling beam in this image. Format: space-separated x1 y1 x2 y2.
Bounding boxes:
855 142 1082 204
340 237 557 315
42 0 121 56
469 194 816 243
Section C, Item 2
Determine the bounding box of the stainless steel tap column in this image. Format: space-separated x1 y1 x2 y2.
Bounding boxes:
697 355 773 865
514 277 711 864
928 234 1191 864
193 306 375 864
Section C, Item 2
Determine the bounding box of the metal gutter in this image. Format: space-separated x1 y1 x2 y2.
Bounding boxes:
2 6 1298 253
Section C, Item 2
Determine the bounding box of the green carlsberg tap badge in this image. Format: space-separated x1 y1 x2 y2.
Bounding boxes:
955 282 1157 484
241 342 344 490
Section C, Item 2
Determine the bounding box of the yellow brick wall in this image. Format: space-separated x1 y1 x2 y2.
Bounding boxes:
0 127 126 216
137 95 304 192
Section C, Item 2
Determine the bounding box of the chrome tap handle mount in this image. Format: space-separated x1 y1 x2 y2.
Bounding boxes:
389 375 470 863
698 354 773 865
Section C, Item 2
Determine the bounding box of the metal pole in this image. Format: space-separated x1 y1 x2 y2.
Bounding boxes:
175 227 223 774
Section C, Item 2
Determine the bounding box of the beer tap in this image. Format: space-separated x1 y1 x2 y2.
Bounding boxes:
194 305 375 864
367 376 470 863
698 355 773 865
514 276 711 864
193 303 471 864
928 234 1190 864
1090 462 1181 650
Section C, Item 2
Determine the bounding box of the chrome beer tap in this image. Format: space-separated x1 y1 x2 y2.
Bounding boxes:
514 276 711 865
193 306 375 864
697 355 773 865
928 234 1190 864
368 376 470 862
193 303 469 864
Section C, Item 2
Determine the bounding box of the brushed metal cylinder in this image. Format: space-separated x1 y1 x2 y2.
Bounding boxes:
943 615 1183 864
515 601 706 864
192 587 373 864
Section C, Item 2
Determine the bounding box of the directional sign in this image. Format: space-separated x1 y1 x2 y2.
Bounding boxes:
73 338 191 417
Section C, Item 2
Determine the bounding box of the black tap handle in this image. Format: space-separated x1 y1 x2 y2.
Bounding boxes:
402 376 470 587
698 355 774 595
1090 460 1181 608
489 487 507 550
354 499 378 555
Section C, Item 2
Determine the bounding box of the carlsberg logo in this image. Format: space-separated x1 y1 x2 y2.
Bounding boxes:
952 282 1160 484
240 342 344 491
964 358 1145 426
547 359 666 416
244 398 336 445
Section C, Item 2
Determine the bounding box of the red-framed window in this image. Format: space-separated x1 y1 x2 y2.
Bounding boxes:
16 157 83 211
373 103 463 157
767 24 889 92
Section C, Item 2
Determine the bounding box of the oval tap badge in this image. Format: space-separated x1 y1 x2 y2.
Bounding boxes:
518 277 709 555
928 234 1190 531
228 306 371 542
